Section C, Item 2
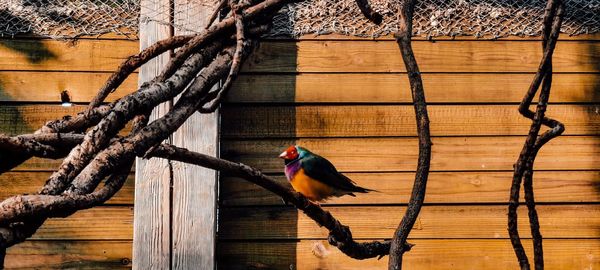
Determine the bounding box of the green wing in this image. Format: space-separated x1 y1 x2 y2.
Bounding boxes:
300 153 366 192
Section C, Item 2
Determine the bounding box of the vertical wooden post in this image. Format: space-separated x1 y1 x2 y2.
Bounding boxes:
134 0 218 269
171 1 218 269
133 0 172 269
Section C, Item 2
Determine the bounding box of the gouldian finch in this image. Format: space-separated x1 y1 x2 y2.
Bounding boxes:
279 145 374 202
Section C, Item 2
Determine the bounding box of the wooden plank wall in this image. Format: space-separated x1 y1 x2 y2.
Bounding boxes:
0 36 138 268
218 34 600 269
0 30 598 270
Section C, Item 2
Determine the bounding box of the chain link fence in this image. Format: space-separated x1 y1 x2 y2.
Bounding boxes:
1 0 599 39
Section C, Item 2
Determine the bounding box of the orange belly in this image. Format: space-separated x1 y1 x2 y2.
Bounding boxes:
290 168 335 202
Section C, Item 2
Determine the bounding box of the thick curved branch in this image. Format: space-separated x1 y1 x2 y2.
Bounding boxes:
0 127 396 260
0 135 395 260
42 41 226 197
148 144 393 259
389 1 432 269
0 105 112 174
0 165 131 226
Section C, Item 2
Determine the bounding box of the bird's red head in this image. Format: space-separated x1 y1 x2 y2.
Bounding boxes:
279 145 299 160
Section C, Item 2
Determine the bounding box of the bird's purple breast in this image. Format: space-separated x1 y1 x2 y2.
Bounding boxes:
284 160 302 181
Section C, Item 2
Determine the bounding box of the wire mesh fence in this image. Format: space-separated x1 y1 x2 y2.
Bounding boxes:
1 0 599 39
0 0 139 38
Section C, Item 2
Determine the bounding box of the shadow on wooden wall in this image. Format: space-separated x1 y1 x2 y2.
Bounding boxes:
218 37 299 269
587 43 600 241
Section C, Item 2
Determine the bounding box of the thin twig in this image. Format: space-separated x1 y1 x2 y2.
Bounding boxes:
354 0 383 24
155 0 288 85
206 0 228 29
200 6 248 113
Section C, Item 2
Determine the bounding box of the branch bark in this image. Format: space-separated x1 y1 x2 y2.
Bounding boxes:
354 0 383 24
148 144 393 259
389 0 432 269
507 1 565 269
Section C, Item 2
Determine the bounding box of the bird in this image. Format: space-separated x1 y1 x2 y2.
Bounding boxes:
278 145 375 202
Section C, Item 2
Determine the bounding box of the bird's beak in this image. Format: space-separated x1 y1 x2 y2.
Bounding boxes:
278 151 288 159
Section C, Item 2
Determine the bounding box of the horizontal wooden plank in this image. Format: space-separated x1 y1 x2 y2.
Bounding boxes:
0 104 133 136
227 73 600 103
217 239 600 270
0 172 134 205
219 205 600 240
11 32 137 40
9 157 135 172
33 207 133 240
221 136 600 172
242 40 600 73
13 136 598 172
222 105 600 137
0 71 137 102
290 32 600 41
0 104 86 136
0 39 137 72
11 157 65 171
5 240 132 269
220 171 600 205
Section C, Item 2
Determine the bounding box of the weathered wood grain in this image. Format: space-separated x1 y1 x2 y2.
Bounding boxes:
0 39 137 72
221 136 600 172
217 239 600 270
227 73 600 103
219 205 600 239
289 32 600 41
171 1 218 269
34 207 133 240
241 40 600 73
0 105 133 136
12 157 136 172
221 105 600 137
8 104 598 139
220 171 600 205
0 71 137 102
0 104 85 136
0 172 134 205
11 136 599 172
133 0 172 268
5 240 132 269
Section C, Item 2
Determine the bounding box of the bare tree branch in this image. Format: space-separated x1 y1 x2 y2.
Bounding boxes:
148 144 395 259
389 0 432 269
508 1 565 269
200 3 249 113
87 35 195 110
206 0 229 29
354 0 383 24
